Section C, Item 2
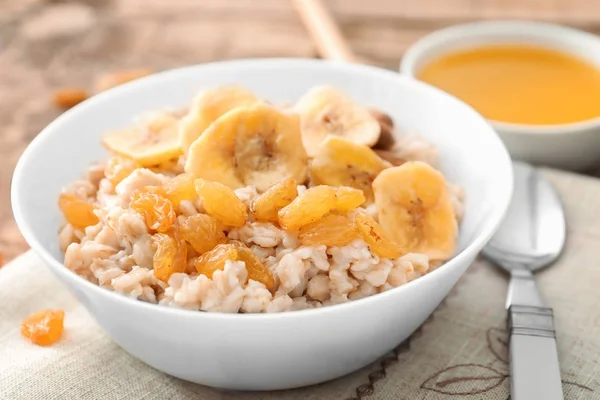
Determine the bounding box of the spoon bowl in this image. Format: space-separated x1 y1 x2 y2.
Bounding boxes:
482 161 565 272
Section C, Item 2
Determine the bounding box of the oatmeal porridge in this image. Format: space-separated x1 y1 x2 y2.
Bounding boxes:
59 85 464 313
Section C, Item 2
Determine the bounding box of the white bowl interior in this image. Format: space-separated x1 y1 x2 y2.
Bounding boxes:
14 59 510 269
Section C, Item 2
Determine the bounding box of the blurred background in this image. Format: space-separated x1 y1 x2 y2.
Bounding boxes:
0 0 597 261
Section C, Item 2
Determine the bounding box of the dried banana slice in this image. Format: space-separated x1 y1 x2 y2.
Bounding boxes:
185 103 308 191
179 85 259 154
373 161 457 260
102 111 180 167
310 135 391 202
294 85 380 156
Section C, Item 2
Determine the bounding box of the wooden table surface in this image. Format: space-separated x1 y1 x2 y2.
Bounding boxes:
1 0 599 262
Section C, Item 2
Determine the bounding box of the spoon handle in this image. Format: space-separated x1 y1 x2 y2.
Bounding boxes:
291 0 358 63
507 269 564 400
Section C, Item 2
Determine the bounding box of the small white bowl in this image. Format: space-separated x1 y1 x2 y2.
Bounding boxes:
12 59 512 390
401 20 600 171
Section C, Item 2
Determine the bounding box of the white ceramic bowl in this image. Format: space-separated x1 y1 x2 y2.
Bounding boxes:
401 20 600 172
12 59 512 391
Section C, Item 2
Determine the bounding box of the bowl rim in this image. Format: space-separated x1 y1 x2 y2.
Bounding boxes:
11 57 513 321
399 19 600 134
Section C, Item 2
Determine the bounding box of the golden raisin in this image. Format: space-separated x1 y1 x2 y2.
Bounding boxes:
186 243 199 259
355 211 402 259
105 156 139 186
299 214 359 247
192 244 238 278
58 193 99 229
195 179 247 227
252 178 298 222
230 241 275 290
178 214 226 254
334 187 366 212
164 173 196 209
53 87 89 109
278 186 336 231
152 231 187 282
21 309 65 346
131 187 176 233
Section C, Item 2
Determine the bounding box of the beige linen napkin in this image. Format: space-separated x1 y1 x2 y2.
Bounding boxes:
1 169 599 400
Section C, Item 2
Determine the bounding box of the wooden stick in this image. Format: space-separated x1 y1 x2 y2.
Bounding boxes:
291 0 357 63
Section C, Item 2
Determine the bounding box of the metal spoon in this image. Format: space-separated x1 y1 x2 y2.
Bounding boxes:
482 161 565 400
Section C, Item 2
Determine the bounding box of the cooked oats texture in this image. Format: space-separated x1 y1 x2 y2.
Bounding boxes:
59 85 464 313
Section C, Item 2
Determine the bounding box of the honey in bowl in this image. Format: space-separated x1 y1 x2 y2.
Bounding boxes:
417 44 600 125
